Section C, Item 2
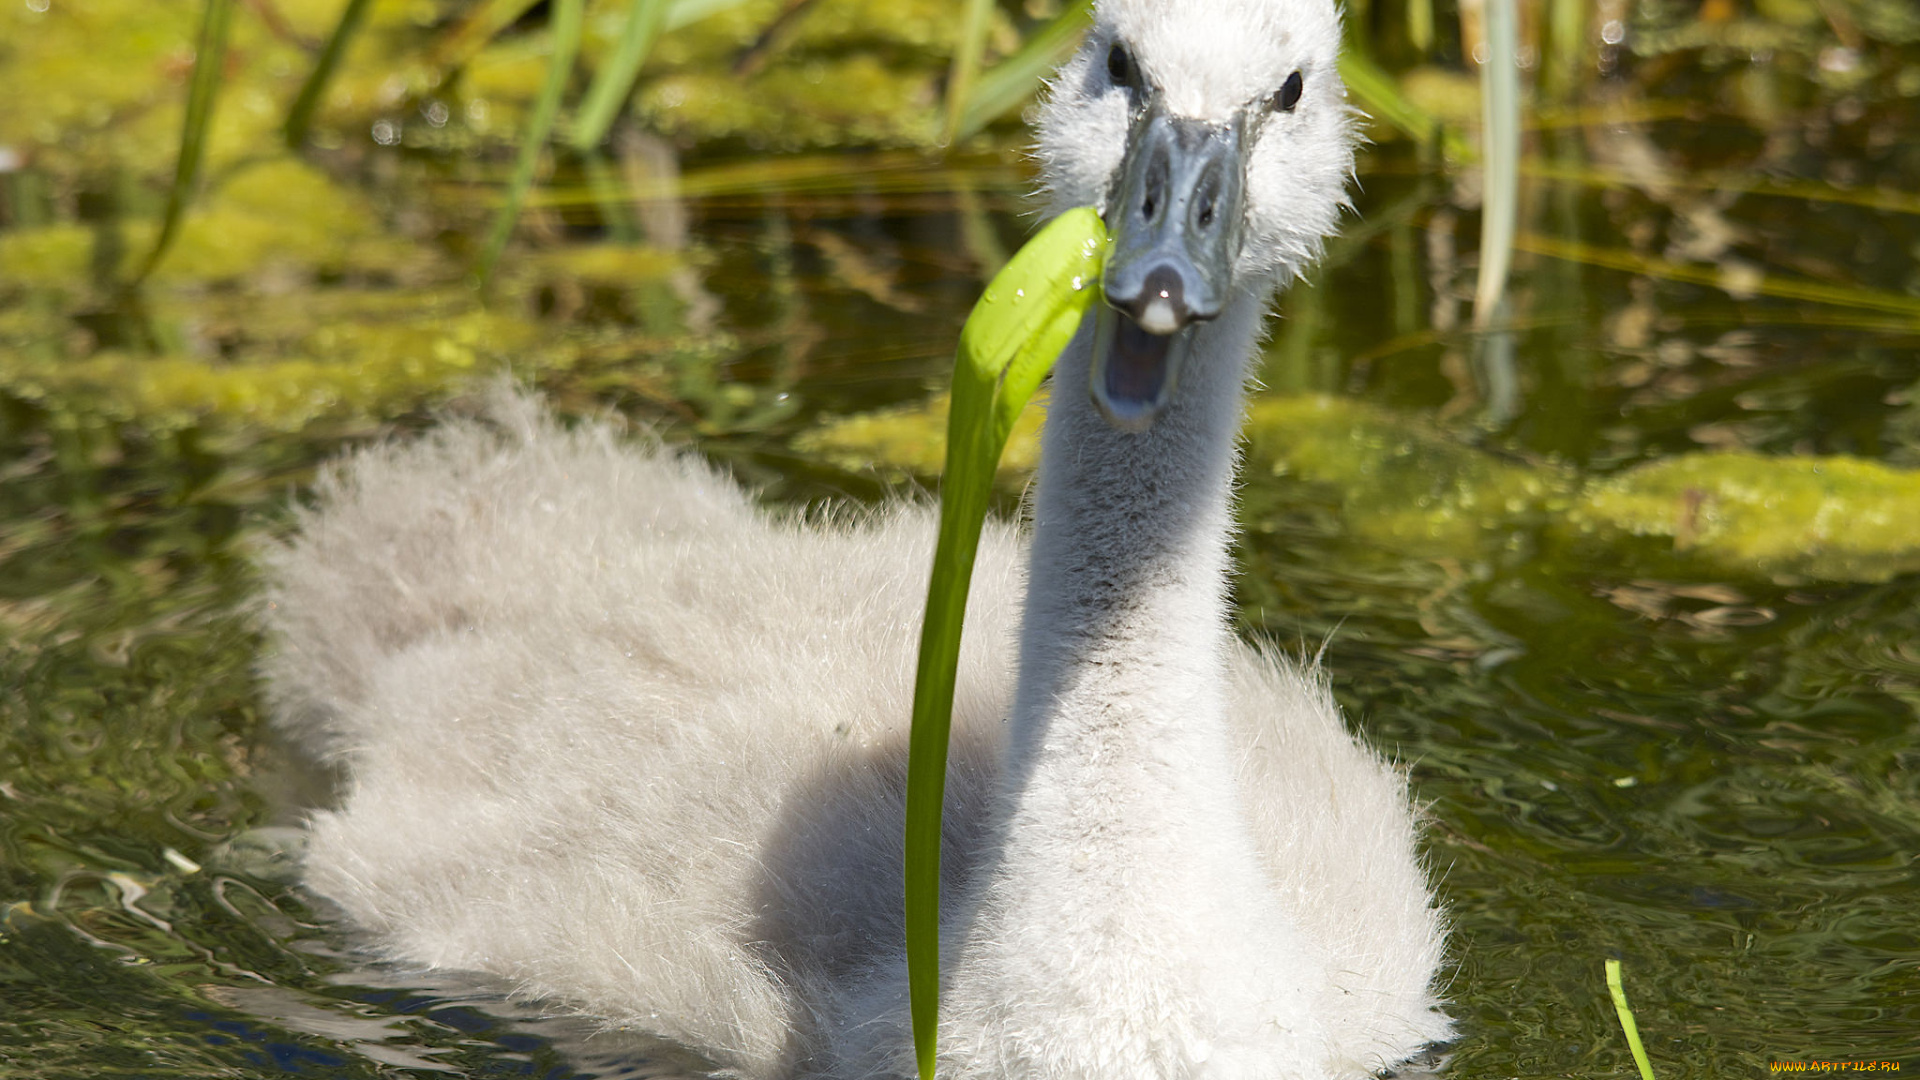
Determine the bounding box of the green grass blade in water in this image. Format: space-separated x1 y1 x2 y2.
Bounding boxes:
476 0 587 285
905 206 1110 1080
943 0 997 143
951 0 1093 143
135 0 235 283
1606 959 1659 1080
427 0 543 74
1473 0 1520 326
569 0 672 151
1338 50 1471 161
284 0 374 149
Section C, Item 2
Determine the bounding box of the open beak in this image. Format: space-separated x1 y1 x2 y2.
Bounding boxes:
1091 100 1249 432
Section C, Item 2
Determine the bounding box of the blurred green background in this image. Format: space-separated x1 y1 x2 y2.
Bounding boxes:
2 0 1918 1076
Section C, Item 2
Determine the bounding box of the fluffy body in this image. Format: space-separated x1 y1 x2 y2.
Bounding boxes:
262 390 1446 1079
261 0 1449 1076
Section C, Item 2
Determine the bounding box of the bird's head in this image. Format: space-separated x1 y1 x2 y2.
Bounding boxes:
1034 0 1355 431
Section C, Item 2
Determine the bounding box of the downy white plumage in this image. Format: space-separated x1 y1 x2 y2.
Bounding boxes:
260 0 1451 1076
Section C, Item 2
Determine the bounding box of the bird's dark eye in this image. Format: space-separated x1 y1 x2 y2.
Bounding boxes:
1272 70 1304 112
1107 43 1132 87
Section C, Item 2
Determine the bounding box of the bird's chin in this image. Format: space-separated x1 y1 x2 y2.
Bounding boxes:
1088 302 1194 434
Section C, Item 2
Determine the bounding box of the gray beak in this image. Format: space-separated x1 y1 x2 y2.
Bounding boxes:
1091 101 1249 432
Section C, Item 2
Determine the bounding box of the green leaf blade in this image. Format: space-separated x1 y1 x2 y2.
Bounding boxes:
136 0 236 283
570 0 673 151
476 0 588 286
1337 49 1472 162
284 0 375 150
905 206 1109 1080
1606 958 1659 1080
949 0 1093 143
942 0 998 143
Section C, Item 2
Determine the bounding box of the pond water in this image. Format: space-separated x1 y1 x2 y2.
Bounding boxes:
3 1 1920 1077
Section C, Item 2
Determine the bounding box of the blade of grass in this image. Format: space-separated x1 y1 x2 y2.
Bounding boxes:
731 0 823 78
426 0 544 75
495 149 1026 211
1471 0 1520 423
1606 959 1658 1080
943 0 997 144
666 0 755 29
1472 0 1519 326
1542 0 1587 99
570 0 672 150
136 0 235 283
1520 158 1920 218
476 0 587 285
950 0 1093 143
424 0 752 92
906 207 1110 1080
1338 50 1473 161
580 151 641 243
283 0 373 149
1515 233 1920 323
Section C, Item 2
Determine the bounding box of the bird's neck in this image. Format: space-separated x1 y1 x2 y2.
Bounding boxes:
1002 290 1266 836
930 290 1332 1072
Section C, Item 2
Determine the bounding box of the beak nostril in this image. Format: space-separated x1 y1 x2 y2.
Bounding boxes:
1194 164 1221 230
1140 146 1171 224
1106 109 1244 338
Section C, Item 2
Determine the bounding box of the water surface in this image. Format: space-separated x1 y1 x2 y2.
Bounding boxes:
2 2 1918 1077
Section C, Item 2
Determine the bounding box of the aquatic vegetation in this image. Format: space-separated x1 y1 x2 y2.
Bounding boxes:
4 0 1919 1073
0 158 415 294
792 390 1047 480
1570 451 1920 583
636 55 943 148
0 0 344 181
807 391 1920 585
1244 394 1576 556
1607 959 1660 1080
475 0 585 282
0 301 545 430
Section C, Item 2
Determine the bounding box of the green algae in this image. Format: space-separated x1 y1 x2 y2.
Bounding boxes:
799 391 1573 553
0 224 92 293
0 301 546 431
432 0 1011 154
1244 394 1577 556
1253 398 1920 583
801 390 1920 584
786 0 992 57
1569 452 1920 583
636 56 940 149
462 36 562 126
514 243 686 288
1257 405 1920 583
150 158 418 283
0 0 1020 217
0 158 417 289
793 389 1047 481
0 0 350 182
583 0 1005 149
